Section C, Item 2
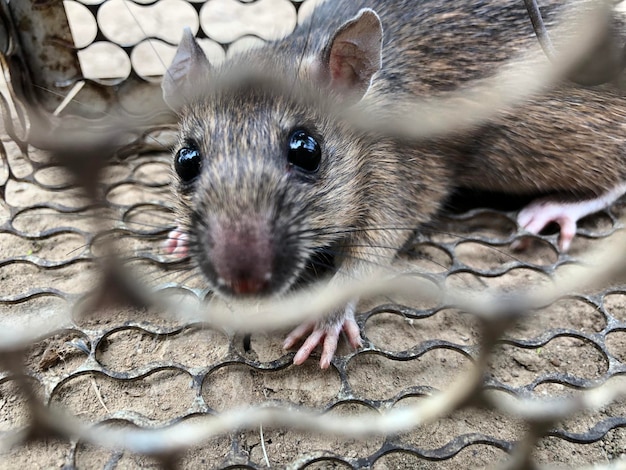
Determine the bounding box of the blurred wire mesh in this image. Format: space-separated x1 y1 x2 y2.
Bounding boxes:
1 0 626 469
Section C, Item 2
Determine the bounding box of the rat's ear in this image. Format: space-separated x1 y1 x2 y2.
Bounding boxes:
162 28 212 110
318 8 383 102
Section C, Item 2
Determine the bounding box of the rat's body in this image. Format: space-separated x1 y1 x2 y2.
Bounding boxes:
163 0 626 368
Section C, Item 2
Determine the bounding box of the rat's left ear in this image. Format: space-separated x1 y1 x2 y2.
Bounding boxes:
317 8 383 102
162 27 212 111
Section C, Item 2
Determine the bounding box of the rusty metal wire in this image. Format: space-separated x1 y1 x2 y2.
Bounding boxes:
1 1 626 469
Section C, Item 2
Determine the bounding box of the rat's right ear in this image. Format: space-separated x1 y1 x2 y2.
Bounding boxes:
316 9 383 103
162 28 212 111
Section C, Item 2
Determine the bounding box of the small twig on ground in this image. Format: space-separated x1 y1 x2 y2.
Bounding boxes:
260 424 270 467
91 377 110 414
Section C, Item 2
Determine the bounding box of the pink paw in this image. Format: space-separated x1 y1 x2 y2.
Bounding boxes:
516 200 579 252
164 229 189 257
515 184 626 252
283 309 362 369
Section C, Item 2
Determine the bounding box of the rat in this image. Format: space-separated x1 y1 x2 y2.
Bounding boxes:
161 0 626 368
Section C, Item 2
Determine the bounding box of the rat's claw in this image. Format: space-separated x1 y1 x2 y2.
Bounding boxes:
164 229 189 257
284 309 362 369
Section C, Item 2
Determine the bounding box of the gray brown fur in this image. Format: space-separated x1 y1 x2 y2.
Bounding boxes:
456 84 626 195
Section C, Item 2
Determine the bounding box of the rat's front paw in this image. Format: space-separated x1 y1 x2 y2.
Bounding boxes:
164 229 189 257
283 307 362 369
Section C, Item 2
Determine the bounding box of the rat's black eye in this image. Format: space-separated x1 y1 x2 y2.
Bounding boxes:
287 129 321 173
175 146 202 183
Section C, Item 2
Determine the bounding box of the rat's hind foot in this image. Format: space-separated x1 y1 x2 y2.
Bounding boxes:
164 229 189 257
283 303 362 369
516 184 626 252
516 199 578 252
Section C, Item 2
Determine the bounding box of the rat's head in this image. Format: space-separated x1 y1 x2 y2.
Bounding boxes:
162 10 383 298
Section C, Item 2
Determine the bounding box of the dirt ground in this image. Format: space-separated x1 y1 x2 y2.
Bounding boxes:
1 0 626 469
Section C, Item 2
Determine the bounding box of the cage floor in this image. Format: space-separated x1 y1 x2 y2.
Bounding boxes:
1 120 626 468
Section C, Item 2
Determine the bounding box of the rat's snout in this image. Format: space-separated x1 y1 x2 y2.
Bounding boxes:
209 216 274 296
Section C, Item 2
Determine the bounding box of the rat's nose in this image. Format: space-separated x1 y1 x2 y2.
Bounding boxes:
210 217 274 297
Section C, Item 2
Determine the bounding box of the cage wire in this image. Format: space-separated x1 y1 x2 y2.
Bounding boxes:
1 0 626 469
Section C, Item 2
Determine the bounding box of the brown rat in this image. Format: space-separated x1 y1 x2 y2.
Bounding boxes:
161 0 626 368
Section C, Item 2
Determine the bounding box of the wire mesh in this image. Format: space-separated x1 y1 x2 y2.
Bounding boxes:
0 0 626 469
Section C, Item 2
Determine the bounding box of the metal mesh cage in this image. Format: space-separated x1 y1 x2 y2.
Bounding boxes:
1 1 626 469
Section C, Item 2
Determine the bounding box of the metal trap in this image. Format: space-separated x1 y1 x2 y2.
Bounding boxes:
0 1 625 469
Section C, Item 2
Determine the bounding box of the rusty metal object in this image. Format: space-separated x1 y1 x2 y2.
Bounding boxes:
5 0 81 112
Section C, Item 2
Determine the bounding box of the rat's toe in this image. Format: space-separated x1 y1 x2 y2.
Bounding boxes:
556 216 577 252
283 321 314 350
320 326 342 369
292 328 325 365
343 313 362 349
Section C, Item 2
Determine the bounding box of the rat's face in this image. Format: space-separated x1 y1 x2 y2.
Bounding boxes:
163 11 383 298
173 82 365 297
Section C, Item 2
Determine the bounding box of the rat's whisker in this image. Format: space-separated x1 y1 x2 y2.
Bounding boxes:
295 225 528 266
139 263 197 287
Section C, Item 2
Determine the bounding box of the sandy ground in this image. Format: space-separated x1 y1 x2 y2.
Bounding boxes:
1 0 626 469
